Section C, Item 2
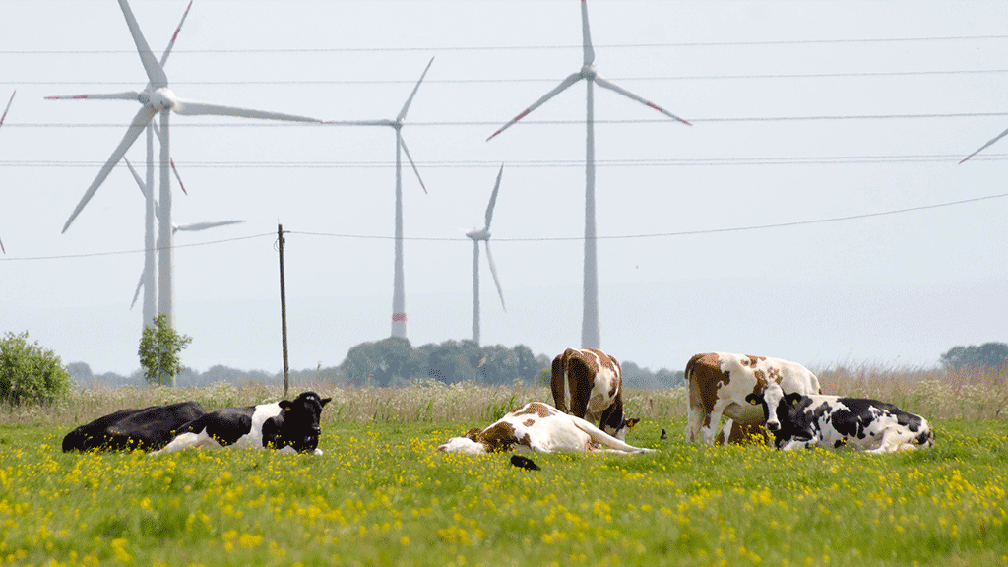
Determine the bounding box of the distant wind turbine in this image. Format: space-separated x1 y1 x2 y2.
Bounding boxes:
122 157 242 310
325 57 434 339
466 165 507 345
53 0 324 341
48 1 193 329
960 124 1008 164
486 0 690 349
0 90 13 254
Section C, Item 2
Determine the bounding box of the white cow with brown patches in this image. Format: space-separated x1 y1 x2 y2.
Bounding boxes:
437 402 655 455
685 352 821 446
550 347 639 440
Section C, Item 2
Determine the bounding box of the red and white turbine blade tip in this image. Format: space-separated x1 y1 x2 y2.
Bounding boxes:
486 72 583 142
0 90 14 126
160 0 193 66
169 158 187 195
0 237 5 254
959 125 1008 164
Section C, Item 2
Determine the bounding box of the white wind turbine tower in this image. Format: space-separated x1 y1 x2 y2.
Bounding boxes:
487 0 690 349
0 90 13 254
48 1 193 330
466 165 507 345
55 0 324 345
326 57 434 339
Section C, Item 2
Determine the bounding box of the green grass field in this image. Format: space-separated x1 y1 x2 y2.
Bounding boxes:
2 412 1006 567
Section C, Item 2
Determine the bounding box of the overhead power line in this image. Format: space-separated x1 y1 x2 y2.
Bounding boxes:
1 154 1004 170
4 192 1005 262
3 34 1007 55
7 68 1008 86
5 112 1008 130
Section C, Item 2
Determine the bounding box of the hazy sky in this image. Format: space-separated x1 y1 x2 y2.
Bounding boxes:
1 0 1006 375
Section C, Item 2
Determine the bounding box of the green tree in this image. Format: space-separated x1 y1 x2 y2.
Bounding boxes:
138 314 192 386
0 331 71 406
940 342 1008 370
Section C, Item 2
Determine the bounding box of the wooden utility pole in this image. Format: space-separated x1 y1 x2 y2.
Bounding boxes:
278 223 289 398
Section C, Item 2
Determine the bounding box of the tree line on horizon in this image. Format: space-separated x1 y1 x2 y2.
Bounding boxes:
64 337 686 390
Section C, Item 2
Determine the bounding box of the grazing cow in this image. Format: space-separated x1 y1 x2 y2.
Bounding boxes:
152 391 332 456
551 347 639 440
62 401 206 452
437 402 655 455
746 382 935 454
685 352 821 446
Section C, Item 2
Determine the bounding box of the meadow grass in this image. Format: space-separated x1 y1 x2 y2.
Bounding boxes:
1 370 1006 566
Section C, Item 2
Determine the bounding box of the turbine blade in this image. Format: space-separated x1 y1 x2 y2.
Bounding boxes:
43 92 142 102
398 133 427 194
594 75 691 125
0 236 5 254
169 158 187 195
117 0 168 89
159 0 193 67
130 270 144 309
174 220 243 232
960 124 1008 164
122 156 149 200
0 90 15 126
171 98 323 122
397 56 434 122
484 164 504 229
62 104 156 233
323 119 394 127
484 241 506 312
486 72 583 141
581 0 595 66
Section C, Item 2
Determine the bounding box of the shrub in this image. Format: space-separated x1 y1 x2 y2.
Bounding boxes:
0 331 72 406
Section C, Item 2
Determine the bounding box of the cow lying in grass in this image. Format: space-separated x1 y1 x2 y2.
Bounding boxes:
746 383 935 454
437 402 655 455
62 401 206 452
153 391 332 456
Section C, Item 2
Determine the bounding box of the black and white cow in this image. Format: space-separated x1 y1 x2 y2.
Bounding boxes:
746 383 935 454
62 401 207 452
152 391 332 456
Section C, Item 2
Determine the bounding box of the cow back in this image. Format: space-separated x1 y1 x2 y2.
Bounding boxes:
62 402 206 452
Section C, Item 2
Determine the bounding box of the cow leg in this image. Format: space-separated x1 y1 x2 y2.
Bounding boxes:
700 400 729 446
685 377 707 443
550 355 568 413
865 426 916 454
151 431 222 455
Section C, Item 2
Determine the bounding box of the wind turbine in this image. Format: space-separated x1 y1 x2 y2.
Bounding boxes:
0 90 13 254
54 0 324 341
466 165 507 345
325 57 434 339
122 157 242 311
48 1 193 329
486 0 690 349
960 123 1008 163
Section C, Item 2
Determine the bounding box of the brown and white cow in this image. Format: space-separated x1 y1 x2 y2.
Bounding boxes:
685 352 821 446
550 347 639 440
437 402 654 455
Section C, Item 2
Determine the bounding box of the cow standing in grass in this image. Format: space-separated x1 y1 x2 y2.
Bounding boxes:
551 347 639 441
685 352 821 446
746 382 935 453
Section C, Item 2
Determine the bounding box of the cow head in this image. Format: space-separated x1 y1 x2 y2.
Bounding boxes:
268 391 332 453
603 416 640 441
438 428 487 454
745 383 807 448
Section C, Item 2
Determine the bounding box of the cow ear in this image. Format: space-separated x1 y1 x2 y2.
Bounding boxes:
785 394 802 407
279 400 293 412
745 393 759 405
320 397 332 408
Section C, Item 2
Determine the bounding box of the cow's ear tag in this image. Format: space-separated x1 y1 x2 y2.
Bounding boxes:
791 399 798 407
749 398 758 405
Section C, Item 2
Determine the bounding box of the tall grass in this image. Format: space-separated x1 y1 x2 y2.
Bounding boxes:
2 366 1005 428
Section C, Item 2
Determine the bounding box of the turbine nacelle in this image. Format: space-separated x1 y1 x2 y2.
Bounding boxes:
148 88 176 112
466 228 490 241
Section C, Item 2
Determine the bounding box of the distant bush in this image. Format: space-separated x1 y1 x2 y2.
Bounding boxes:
0 331 72 406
